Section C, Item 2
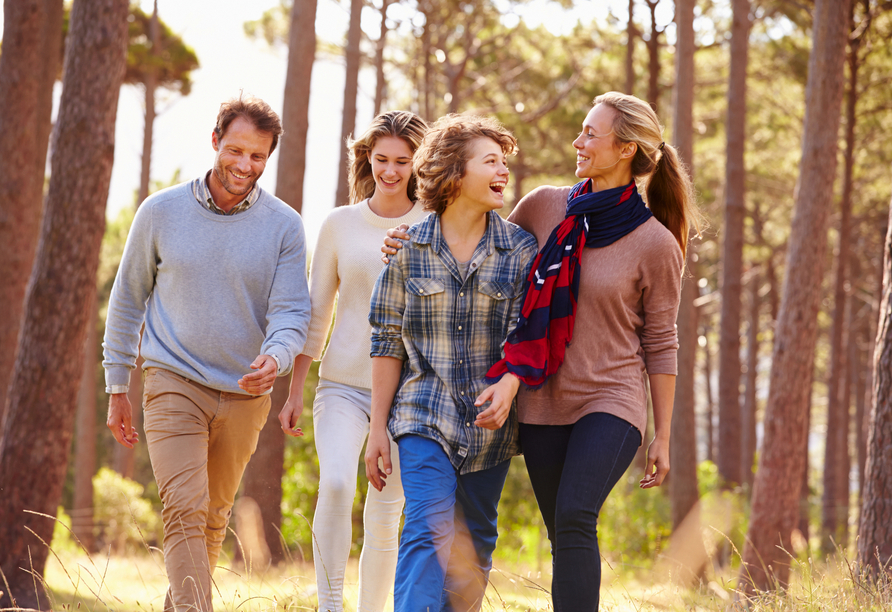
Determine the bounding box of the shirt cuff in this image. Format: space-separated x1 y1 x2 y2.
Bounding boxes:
106 385 129 395
270 353 282 375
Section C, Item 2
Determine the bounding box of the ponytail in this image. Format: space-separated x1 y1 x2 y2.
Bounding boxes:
645 143 697 259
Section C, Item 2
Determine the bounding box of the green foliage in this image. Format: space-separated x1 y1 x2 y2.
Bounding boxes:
50 507 81 554
244 0 292 48
598 470 673 567
124 5 200 93
92 467 162 554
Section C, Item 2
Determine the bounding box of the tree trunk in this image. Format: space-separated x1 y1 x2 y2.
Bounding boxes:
857 199 892 577
798 393 811 545
821 9 859 551
644 0 660 114
72 291 98 554
704 326 715 464
717 0 750 490
0 0 129 607
276 0 317 216
742 266 759 490
0 0 64 430
373 0 393 116
240 377 289 565
334 0 363 208
137 0 159 206
625 0 635 95
738 0 851 593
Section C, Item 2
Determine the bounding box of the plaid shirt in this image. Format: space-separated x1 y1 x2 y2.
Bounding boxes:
191 170 260 215
369 211 538 474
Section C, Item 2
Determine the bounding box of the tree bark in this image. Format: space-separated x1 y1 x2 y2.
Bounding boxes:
857 199 892 577
742 266 759 490
625 0 635 95
373 0 394 116
0 0 129 607
703 326 715 464
0 0 64 430
72 291 98 554
241 377 289 565
275 0 317 215
821 7 859 551
717 0 750 490
644 0 661 114
334 0 363 208
137 0 159 206
738 0 852 593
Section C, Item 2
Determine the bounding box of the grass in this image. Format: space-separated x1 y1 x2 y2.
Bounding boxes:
36 545 892 611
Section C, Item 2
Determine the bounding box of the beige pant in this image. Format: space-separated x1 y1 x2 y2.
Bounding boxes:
143 368 271 612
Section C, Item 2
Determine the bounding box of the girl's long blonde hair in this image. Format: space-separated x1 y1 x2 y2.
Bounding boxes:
347 110 428 205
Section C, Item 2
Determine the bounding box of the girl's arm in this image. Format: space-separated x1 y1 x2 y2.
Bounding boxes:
278 354 314 437
365 356 403 491
640 373 675 488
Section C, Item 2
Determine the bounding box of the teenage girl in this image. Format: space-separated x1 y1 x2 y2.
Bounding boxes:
279 111 429 612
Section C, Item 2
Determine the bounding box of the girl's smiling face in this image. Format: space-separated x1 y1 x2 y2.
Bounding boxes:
456 137 510 212
370 136 414 198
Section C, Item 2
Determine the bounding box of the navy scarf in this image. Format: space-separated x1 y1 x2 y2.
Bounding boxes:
486 180 653 389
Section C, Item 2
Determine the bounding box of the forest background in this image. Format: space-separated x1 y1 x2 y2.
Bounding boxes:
2 0 892 610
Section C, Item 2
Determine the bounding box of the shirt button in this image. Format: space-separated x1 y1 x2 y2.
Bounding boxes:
460 292 464 297
497 292 502 297
459 359 463 364
419 289 424 293
460 391 464 396
466 422 471 427
458 325 462 330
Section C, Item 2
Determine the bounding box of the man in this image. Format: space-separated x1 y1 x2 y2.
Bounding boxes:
103 95 310 612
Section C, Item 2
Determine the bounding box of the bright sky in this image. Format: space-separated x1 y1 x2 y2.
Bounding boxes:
1 0 674 250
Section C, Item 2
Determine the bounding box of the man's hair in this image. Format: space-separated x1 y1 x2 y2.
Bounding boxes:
214 94 283 155
413 114 517 215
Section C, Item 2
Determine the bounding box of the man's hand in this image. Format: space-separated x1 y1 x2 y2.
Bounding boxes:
107 393 139 448
640 435 670 489
238 354 277 395
364 427 392 492
473 374 520 430
380 224 411 264
278 394 305 437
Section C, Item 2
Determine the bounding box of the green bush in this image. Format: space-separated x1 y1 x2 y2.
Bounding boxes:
92 467 161 553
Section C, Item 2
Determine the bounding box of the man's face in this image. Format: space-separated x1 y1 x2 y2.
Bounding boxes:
211 117 274 198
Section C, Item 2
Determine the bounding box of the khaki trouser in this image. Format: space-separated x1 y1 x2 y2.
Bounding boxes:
143 367 271 612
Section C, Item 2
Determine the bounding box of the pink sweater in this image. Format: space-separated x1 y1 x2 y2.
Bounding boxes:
508 185 683 437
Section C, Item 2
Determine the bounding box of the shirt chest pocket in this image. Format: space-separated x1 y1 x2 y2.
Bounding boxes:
475 278 517 334
404 277 448 333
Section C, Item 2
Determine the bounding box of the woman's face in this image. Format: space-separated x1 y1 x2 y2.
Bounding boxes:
572 104 630 180
456 137 510 212
370 136 414 198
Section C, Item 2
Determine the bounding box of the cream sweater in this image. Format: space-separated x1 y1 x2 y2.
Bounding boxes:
302 199 429 388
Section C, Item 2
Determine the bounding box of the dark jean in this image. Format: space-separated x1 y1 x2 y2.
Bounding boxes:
394 435 511 612
519 412 642 612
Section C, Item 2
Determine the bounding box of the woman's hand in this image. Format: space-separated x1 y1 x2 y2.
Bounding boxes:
381 224 411 264
365 427 392 491
473 374 520 430
278 393 305 437
640 435 669 488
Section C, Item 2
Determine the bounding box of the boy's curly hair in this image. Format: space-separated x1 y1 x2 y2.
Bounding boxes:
413 114 517 215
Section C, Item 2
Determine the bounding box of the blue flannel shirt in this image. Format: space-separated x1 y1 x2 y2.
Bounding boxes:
369 211 538 474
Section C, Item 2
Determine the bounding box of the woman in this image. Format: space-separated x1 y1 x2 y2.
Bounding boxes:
278 110 428 612
383 92 696 611
364 114 538 612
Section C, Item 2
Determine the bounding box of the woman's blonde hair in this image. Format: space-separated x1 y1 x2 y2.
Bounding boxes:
413 114 517 215
594 91 699 257
347 110 428 205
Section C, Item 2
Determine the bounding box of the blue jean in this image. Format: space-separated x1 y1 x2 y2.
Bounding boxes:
395 435 510 612
519 412 641 612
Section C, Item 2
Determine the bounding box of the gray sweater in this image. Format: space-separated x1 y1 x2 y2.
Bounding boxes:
103 181 310 395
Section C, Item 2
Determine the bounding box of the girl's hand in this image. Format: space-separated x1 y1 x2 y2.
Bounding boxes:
278 394 305 437
381 224 411 263
473 374 520 430
365 427 392 491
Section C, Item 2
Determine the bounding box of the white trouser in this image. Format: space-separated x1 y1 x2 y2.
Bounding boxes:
312 379 404 612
